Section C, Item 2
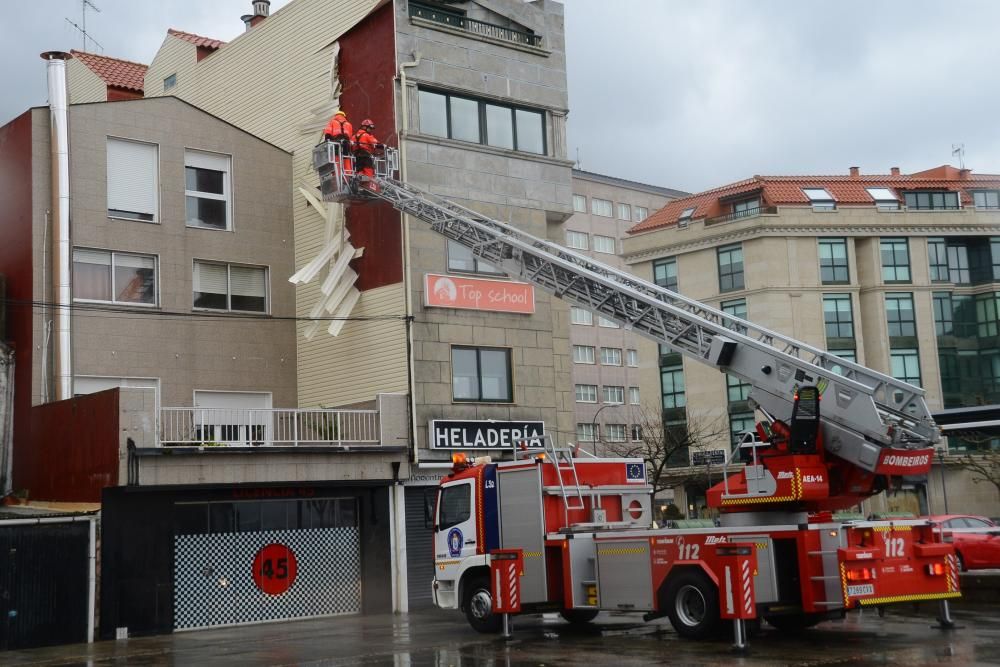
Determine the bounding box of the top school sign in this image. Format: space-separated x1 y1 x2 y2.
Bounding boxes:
424 274 535 314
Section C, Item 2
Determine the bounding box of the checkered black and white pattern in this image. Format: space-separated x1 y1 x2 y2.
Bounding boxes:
174 527 361 630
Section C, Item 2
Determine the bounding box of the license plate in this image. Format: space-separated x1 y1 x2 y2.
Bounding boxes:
846 583 874 597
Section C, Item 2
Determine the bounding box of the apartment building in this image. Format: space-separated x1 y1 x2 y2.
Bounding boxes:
623 164 1000 519
565 170 684 450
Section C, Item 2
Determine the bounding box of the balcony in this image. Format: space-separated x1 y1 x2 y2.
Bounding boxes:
160 407 381 448
705 206 778 227
409 1 543 49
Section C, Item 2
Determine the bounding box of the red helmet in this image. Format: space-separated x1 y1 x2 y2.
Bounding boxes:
361 119 375 129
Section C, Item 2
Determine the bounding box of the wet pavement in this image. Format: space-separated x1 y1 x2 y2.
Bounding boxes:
4 602 999 666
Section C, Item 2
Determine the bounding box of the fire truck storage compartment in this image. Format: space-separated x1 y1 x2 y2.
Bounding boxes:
596 539 653 611
566 537 598 608
498 466 547 604
738 535 779 604
772 538 802 604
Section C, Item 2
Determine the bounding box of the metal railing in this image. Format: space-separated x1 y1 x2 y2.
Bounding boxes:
160 407 380 447
410 2 542 48
705 206 778 226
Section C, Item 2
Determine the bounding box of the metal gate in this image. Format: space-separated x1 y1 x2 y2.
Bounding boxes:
173 497 361 630
404 487 435 608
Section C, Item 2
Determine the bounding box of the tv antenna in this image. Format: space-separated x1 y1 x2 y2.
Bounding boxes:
952 143 965 169
65 0 103 53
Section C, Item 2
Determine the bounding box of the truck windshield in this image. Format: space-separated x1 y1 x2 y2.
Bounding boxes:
438 483 471 530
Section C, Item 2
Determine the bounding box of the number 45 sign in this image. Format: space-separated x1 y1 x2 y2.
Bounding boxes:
252 543 298 595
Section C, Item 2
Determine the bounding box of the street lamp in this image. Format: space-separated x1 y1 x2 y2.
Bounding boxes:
591 402 620 457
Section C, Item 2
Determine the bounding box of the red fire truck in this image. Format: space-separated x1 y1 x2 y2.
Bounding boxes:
312 143 958 643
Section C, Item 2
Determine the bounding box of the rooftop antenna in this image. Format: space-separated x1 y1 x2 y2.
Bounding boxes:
65 0 103 52
952 143 965 170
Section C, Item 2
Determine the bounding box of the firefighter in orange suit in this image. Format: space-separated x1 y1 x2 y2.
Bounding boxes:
323 110 354 174
353 119 382 184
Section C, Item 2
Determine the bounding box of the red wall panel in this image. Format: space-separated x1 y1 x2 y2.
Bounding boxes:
27 390 120 502
339 2 403 291
0 110 37 494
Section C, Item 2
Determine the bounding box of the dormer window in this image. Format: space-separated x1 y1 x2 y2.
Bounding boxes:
866 187 899 210
678 207 695 227
903 191 959 210
973 190 1000 209
733 198 760 218
803 188 836 210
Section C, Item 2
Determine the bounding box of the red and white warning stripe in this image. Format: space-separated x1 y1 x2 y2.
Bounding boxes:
741 558 753 617
508 562 518 609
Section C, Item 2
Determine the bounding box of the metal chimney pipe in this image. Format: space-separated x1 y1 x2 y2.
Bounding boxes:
41 51 73 401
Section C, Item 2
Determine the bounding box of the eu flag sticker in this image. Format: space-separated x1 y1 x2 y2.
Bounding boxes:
626 462 646 483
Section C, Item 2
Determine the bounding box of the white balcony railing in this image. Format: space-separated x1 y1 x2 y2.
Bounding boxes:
159 407 380 447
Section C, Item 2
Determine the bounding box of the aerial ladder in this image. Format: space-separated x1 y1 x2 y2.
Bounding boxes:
312 141 940 515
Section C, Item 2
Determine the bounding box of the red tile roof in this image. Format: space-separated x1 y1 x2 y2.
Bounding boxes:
168 28 226 50
70 50 147 93
629 165 1000 234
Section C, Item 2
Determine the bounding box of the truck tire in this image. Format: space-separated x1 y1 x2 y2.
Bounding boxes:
560 608 600 625
764 613 823 632
462 575 502 634
664 570 720 639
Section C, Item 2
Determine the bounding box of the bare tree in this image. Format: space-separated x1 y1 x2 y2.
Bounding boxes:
953 447 1000 499
603 404 729 497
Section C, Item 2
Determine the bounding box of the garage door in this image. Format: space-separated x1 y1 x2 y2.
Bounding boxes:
173 497 360 630
405 487 436 608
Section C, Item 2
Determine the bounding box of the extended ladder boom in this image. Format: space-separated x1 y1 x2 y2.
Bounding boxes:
312 144 939 475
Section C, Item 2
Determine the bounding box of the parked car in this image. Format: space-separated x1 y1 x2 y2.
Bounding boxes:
926 514 1000 571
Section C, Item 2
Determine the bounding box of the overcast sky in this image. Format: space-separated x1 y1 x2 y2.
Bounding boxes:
3 0 999 192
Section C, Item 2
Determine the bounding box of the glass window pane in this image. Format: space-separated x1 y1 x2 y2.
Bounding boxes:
452 348 479 400
479 349 511 401
186 166 224 195
515 109 544 154
187 195 227 230
260 500 292 531
418 90 448 138
230 266 267 312
448 241 476 272
485 104 513 149
450 96 480 143
73 249 112 301
194 262 228 310
209 503 235 533
439 484 471 529
114 254 156 304
572 195 586 213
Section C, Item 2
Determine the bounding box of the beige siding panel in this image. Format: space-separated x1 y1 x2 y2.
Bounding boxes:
144 36 197 98
296 282 408 408
66 58 106 104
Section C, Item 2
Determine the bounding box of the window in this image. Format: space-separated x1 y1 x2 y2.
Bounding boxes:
452 347 512 402
732 198 759 216
163 73 177 91
933 292 954 336
823 294 855 340
447 240 502 275
880 238 911 283
573 345 595 364
866 187 899 210
947 245 970 284
417 89 545 154
890 349 922 386
618 203 631 221
974 190 1000 209
627 349 638 367
717 243 745 292
727 374 750 402
904 191 959 210
591 198 612 217
634 206 648 222
571 307 593 325
573 194 587 213
629 386 640 405
803 188 835 210
679 206 697 222
885 293 916 338
193 261 267 313
106 137 158 222
730 412 756 447
185 150 231 231
630 425 642 441
818 238 849 284
976 293 1000 337
928 238 948 282
661 363 686 409
993 238 1000 281
593 235 616 254
721 298 748 335
600 347 622 366
576 423 595 442
829 349 857 376
438 484 470 529
566 230 589 250
598 316 620 328
73 248 156 305
605 424 627 442
653 257 678 291
575 384 598 403
602 386 624 404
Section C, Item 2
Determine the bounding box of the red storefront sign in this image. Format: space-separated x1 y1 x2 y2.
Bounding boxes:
424 273 535 314
252 543 298 596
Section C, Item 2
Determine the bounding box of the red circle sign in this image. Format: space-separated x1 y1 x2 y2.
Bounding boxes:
252 543 298 595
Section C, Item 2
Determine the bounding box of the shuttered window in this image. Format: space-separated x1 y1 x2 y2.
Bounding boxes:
194 261 267 313
107 138 158 222
73 248 156 305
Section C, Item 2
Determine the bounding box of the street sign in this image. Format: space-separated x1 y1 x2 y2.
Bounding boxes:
692 449 727 466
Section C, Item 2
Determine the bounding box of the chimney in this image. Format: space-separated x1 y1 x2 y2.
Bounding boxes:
849 166 860 178
242 0 270 30
959 168 971 180
890 167 900 176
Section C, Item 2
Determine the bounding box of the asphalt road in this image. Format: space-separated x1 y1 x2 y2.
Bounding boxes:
5 602 999 666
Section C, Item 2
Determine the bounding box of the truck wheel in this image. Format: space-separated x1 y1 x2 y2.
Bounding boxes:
956 552 966 572
560 608 600 625
764 613 823 632
463 575 502 634
664 571 720 639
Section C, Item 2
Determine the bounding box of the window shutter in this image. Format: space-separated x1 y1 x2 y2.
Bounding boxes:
230 266 266 297
107 138 158 218
114 253 154 270
73 248 111 265
193 262 228 294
